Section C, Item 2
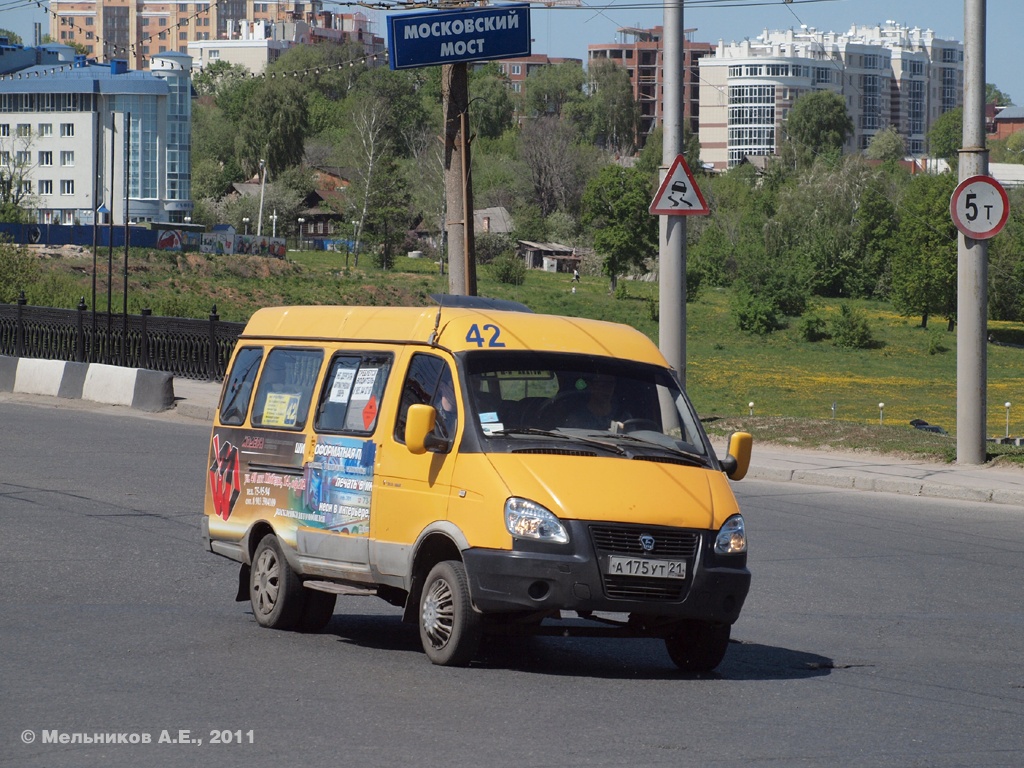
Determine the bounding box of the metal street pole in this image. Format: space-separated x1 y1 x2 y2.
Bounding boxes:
957 0 988 464
659 0 687 384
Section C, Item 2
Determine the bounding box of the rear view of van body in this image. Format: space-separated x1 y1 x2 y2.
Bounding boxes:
202 302 753 670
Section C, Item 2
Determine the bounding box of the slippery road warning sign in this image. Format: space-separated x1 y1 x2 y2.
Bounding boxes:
649 155 709 216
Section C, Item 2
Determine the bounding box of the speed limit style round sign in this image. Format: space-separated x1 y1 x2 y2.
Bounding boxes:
950 175 1010 240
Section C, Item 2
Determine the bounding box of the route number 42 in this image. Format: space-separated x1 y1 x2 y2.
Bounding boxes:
465 323 505 348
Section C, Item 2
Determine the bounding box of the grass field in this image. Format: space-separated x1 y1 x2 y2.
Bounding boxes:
28 245 1024 462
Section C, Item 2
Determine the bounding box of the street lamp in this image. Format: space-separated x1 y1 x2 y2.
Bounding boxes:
270 210 278 238
351 220 358 266
183 215 191 225
297 217 306 250
242 216 250 235
256 159 267 236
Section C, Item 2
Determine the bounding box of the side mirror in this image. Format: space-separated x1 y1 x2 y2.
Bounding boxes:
405 404 449 454
720 431 752 481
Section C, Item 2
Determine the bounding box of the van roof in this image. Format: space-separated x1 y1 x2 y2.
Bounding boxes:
241 305 667 366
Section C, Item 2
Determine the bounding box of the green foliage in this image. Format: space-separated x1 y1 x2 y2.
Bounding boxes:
866 127 906 163
0 28 23 45
523 61 585 119
235 78 309 177
927 107 963 165
0 240 39 302
829 303 874 349
799 314 829 342
474 233 515 265
571 60 639 155
468 64 516 140
491 254 526 285
890 172 957 328
192 60 251 99
581 164 658 289
986 83 1014 106
732 287 784 335
783 91 854 168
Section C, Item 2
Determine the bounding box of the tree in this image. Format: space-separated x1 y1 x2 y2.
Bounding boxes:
235 78 309 178
572 60 639 155
0 29 23 45
523 62 585 119
927 107 962 167
866 126 906 163
517 117 588 217
192 60 251 99
581 165 657 291
0 129 38 221
986 83 1014 106
782 91 853 168
890 172 958 329
468 64 516 140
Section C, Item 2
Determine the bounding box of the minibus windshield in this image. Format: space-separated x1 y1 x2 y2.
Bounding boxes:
462 351 709 458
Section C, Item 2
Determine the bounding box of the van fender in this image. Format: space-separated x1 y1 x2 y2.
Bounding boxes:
400 521 473 623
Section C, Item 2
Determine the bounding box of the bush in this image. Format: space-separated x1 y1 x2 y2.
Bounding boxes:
799 314 829 342
491 254 526 285
0 240 40 303
732 288 783 335
830 303 874 349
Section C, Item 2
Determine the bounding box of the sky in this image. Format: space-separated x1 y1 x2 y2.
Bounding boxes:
2 0 1018 104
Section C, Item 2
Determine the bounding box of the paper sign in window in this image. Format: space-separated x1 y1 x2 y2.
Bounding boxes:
263 392 300 426
329 368 356 403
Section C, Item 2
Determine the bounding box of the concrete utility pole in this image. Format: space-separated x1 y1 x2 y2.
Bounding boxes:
441 62 477 296
957 0 988 464
659 0 687 384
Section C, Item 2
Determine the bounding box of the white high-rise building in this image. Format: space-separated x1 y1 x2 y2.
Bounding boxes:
0 48 193 224
699 22 964 169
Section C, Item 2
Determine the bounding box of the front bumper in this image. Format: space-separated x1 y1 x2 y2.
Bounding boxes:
462 520 750 625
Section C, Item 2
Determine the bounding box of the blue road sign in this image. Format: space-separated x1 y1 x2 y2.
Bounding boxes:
388 4 531 70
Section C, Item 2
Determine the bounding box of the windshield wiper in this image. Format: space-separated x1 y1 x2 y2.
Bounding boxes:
490 428 626 455
586 431 710 467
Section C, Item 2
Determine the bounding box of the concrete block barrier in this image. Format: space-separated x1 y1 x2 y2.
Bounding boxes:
0 355 174 411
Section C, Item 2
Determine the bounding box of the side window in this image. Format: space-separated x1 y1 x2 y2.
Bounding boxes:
315 353 392 434
250 347 324 430
394 354 459 443
219 346 262 425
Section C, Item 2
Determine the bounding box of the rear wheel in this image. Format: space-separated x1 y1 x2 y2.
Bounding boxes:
419 560 481 667
250 534 304 630
665 621 731 672
298 588 337 632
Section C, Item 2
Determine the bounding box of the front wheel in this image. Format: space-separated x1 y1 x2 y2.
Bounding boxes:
250 534 304 630
665 621 731 672
419 560 481 667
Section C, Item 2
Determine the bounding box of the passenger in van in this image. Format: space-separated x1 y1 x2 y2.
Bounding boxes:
434 374 459 439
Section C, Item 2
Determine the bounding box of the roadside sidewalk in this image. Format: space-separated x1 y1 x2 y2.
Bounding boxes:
172 377 1024 508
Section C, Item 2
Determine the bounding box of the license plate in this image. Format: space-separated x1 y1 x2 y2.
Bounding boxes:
605 556 687 580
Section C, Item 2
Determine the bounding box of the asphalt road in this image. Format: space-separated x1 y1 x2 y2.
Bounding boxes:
3 401 1024 767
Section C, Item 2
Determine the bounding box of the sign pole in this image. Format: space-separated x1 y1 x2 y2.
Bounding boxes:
658 0 686 385
956 0 988 464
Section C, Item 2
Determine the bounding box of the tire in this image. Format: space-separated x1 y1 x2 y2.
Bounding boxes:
419 560 481 667
665 621 731 672
250 534 305 630
298 588 337 633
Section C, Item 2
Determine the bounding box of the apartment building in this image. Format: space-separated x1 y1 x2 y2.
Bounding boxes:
699 22 964 169
189 12 385 73
588 27 714 146
44 0 376 71
0 49 193 225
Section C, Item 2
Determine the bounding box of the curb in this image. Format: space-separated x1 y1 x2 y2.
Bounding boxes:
0 355 175 412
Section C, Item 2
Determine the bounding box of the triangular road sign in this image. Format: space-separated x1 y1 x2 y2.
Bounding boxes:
649 154 709 216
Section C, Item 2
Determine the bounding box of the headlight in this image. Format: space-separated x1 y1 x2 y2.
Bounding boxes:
714 514 746 554
504 497 569 544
